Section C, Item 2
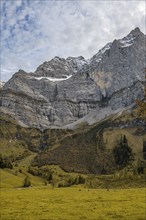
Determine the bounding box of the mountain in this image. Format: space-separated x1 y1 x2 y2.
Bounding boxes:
0 27 145 129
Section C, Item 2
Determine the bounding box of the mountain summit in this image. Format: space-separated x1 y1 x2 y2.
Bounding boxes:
0 28 145 129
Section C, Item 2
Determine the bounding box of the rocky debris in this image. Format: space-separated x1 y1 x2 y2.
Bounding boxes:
0 27 145 129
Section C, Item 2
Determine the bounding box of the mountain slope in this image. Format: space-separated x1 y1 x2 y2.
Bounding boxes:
33 108 146 174
0 27 145 129
1 108 145 174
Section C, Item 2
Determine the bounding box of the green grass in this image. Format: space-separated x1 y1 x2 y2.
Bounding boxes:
1 166 145 189
0 169 45 188
0 187 145 220
17 152 37 167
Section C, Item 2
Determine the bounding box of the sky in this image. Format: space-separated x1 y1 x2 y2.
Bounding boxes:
0 0 146 82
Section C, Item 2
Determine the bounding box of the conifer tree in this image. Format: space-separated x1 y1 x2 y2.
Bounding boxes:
112 135 134 168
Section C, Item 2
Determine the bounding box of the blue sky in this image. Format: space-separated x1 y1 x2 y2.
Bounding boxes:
1 0 145 82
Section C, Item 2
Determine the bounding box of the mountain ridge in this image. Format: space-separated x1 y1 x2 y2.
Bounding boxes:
0 27 145 129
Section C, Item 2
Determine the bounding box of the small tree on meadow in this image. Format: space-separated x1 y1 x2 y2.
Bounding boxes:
23 177 31 187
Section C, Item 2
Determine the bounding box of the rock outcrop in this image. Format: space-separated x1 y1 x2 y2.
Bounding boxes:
0 27 145 129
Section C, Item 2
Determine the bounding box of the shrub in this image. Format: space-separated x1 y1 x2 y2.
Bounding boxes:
0 154 13 169
28 166 53 181
74 175 85 184
23 177 31 187
137 166 144 175
47 173 53 182
58 175 85 188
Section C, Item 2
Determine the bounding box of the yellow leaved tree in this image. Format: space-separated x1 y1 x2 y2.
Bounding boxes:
136 71 146 121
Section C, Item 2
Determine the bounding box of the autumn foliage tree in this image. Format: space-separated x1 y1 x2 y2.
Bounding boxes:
136 70 146 160
136 72 146 121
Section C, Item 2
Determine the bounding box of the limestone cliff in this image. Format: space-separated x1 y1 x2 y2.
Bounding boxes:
0 27 145 129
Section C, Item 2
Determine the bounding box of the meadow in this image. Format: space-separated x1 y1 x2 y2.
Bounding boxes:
1 187 145 220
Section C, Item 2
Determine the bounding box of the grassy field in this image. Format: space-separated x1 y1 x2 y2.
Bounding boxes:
0 166 146 220
0 187 145 220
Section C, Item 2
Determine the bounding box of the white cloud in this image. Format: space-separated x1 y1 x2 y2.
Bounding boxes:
0 0 145 82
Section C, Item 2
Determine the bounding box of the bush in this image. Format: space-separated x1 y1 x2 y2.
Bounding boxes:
74 175 85 184
137 166 144 175
58 175 85 188
44 181 48 186
28 166 53 180
23 177 31 187
47 173 53 182
0 154 13 169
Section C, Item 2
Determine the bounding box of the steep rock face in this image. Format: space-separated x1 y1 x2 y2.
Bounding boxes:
34 56 88 78
0 28 145 129
88 27 145 95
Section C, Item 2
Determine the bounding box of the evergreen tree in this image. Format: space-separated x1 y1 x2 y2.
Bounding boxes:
143 140 146 160
112 135 134 168
0 154 13 169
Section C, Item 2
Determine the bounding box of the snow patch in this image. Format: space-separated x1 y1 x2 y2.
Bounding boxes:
90 43 112 63
135 74 142 81
119 34 136 48
98 43 112 54
34 75 72 82
75 58 87 69
67 56 87 69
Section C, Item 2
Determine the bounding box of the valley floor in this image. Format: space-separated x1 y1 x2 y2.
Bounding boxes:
0 187 145 220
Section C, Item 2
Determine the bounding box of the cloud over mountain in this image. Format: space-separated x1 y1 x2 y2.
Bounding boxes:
1 0 145 81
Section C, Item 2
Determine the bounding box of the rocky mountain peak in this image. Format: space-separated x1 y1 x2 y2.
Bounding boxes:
34 55 87 79
118 27 144 49
129 27 142 36
0 28 145 129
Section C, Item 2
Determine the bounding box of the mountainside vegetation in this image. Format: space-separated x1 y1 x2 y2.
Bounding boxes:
0 74 146 187
136 74 146 121
0 106 146 186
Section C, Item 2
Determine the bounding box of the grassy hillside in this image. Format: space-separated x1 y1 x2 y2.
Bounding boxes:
0 110 72 162
34 110 146 174
0 168 45 188
0 109 146 175
103 127 144 156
